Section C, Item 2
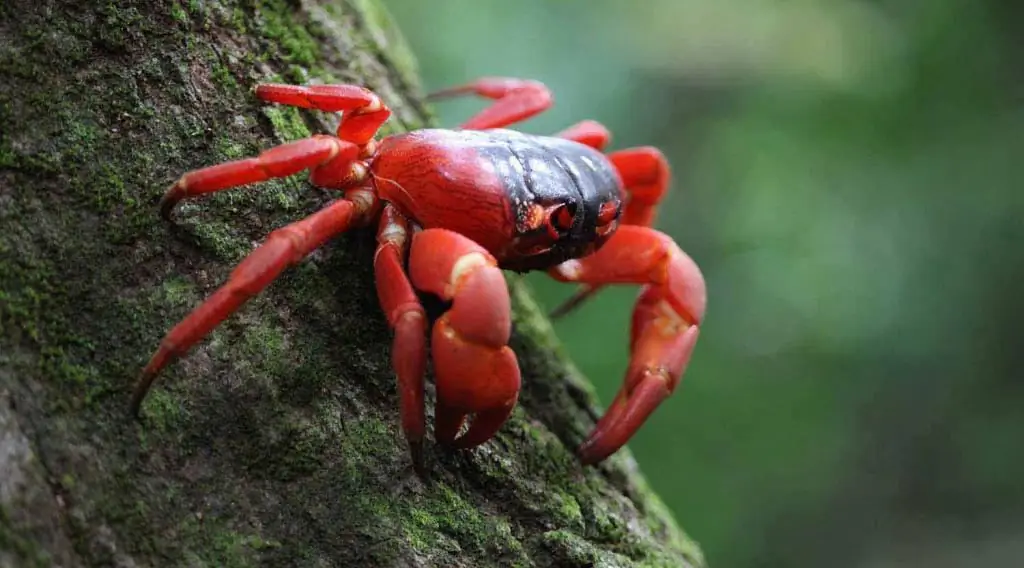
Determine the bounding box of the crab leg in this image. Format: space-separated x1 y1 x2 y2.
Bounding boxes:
159 136 359 219
373 205 428 471
609 147 671 228
556 119 611 151
254 83 392 146
426 77 553 130
130 189 378 415
549 146 672 319
407 229 522 449
549 225 706 464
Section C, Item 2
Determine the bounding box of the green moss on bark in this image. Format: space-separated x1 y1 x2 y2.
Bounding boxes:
0 1 704 566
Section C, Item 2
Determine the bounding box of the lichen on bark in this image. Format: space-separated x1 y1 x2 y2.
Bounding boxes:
0 1 706 566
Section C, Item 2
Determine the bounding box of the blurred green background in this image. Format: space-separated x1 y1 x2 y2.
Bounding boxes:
383 1 1023 566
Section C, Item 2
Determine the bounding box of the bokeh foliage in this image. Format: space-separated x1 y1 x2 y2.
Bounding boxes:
385 1 1024 566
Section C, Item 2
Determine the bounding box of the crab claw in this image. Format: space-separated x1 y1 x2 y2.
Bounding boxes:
577 285 701 464
549 225 706 464
408 229 522 450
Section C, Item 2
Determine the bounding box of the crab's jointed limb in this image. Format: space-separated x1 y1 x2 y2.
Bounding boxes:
426 76 553 130
254 83 392 147
407 229 522 450
373 205 429 471
159 135 360 220
549 225 706 464
131 188 378 415
556 119 612 151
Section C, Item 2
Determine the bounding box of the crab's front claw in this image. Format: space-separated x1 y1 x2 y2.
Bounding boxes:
408 228 522 451
578 285 701 464
431 316 521 449
549 225 706 464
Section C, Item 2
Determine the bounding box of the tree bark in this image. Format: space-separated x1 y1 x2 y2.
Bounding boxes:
0 1 705 566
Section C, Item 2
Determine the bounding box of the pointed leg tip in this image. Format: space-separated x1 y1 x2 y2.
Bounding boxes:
158 191 180 221
576 449 598 466
424 84 475 101
408 439 427 478
575 437 600 465
424 89 456 101
576 444 612 466
128 397 143 421
129 366 161 420
548 285 601 320
128 386 147 419
547 306 569 320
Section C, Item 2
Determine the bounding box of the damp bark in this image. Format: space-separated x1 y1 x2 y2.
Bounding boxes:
0 1 706 566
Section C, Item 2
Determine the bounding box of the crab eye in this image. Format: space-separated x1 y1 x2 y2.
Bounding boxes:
551 203 576 231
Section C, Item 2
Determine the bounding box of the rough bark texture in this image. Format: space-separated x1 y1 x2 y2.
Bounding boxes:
0 1 705 566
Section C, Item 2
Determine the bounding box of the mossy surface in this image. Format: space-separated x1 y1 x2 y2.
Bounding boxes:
0 1 704 566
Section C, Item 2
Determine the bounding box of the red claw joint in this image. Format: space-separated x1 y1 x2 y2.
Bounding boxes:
132 76 706 471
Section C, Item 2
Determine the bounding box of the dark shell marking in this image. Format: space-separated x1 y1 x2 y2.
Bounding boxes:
465 128 623 271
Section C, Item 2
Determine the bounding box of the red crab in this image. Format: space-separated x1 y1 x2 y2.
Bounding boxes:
131 77 706 469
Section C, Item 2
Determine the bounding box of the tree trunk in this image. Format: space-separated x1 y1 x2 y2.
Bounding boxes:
0 1 705 566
